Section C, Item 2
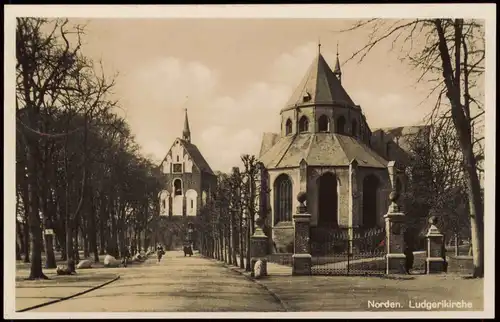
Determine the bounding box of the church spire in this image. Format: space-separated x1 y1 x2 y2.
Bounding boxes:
334 42 342 83
182 108 191 142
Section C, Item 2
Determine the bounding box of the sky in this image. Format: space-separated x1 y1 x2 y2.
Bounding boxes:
72 18 444 173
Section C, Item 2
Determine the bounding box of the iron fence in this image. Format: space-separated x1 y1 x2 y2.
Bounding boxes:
310 227 387 276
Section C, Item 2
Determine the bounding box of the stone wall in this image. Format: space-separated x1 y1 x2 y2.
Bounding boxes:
447 255 474 274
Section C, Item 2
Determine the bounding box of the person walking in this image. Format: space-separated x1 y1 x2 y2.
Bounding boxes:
156 243 165 263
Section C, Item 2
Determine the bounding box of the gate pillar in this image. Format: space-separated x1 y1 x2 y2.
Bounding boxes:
384 191 406 274
292 192 312 276
250 226 268 277
426 216 445 274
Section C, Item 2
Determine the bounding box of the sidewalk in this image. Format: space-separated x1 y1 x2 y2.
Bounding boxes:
15 253 152 312
15 268 120 312
220 257 483 312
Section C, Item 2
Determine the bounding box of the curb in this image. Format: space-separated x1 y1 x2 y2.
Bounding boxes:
223 264 290 312
17 274 121 312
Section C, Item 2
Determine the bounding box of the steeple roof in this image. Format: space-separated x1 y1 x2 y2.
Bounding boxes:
282 52 355 111
334 53 341 75
182 108 191 142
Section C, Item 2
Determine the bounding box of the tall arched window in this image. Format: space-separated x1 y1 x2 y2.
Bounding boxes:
285 119 293 135
274 174 292 224
173 179 182 196
298 116 309 133
352 119 358 137
318 115 330 132
337 116 346 134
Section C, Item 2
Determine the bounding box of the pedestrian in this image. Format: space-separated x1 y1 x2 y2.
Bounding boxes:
156 243 164 263
403 229 415 274
442 235 448 273
122 246 130 267
183 240 193 257
404 244 414 274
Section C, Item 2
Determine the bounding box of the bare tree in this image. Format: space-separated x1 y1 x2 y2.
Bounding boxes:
341 19 485 277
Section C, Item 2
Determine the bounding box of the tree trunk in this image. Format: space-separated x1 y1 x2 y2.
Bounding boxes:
23 222 30 263
74 223 80 262
434 19 484 278
245 219 251 271
239 218 245 269
16 221 23 261
16 239 22 260
99 197 107 255
227 222 233 265
83 230 90 258
40 197 57 269
65 217 75 272
27 156 47 279
232 217 238 266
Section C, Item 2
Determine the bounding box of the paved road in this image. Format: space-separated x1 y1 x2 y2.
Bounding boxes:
32 251 285 312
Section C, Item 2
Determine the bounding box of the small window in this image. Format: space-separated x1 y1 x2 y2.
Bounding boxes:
176 156 180 162
191 200 194 209
285 119 293 135
173 163 182 173
173 179 182 196
318 115 329 132
163 199 166 209
298 116 309 133
303 92 312 102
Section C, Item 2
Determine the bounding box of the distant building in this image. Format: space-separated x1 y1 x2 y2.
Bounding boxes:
257 45 428 252
155 109 217 249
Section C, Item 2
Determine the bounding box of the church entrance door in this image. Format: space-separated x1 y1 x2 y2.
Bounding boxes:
317 172 338 228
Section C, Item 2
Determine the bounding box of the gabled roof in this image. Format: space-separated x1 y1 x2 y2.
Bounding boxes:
372 125 431 154
162 138 215 175
282 52 356 111
259 133 388 169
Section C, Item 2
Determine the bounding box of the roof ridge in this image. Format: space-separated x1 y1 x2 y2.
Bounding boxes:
180 139 215 175
332 134 350 164
352 136 388 167
304 133 316 162
274 134 298 168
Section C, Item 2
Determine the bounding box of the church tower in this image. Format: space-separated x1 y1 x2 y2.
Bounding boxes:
156 110 217 250
258 42 395 253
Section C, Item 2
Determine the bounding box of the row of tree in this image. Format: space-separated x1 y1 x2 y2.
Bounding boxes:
198 155 266 271
16 18 162 279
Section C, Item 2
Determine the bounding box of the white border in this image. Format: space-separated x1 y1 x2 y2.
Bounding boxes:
4 4 496 319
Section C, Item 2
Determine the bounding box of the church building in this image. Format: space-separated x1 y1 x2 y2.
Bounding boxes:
258 44 419 252
156 109 217 248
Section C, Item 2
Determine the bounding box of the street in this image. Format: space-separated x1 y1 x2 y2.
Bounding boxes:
31 251 285 312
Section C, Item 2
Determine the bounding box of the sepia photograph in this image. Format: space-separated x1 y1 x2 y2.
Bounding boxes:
4 4 496 319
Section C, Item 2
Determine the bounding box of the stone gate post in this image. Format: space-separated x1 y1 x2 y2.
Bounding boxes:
292 192 312 276
384 162 406 274
250 225 269 277
426 216 445 274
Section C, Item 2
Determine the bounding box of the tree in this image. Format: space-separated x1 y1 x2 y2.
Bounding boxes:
16 18 162 278
341 18 485 278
